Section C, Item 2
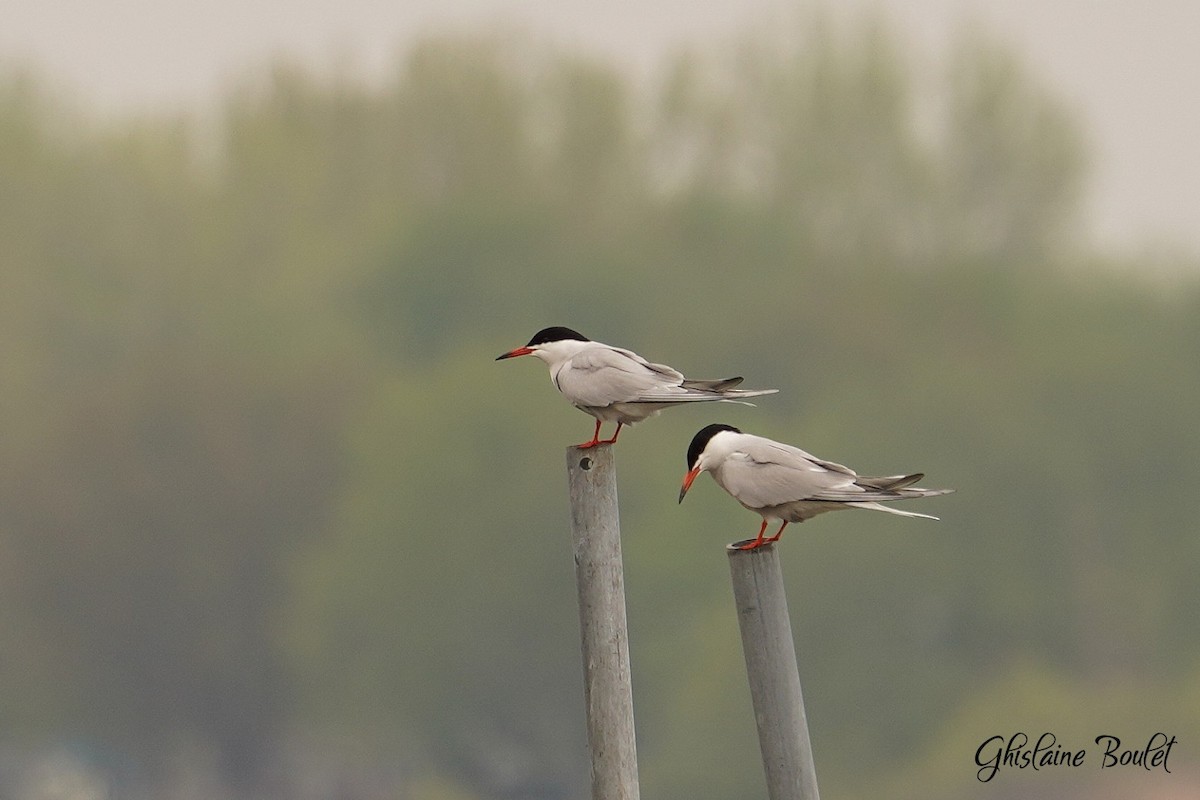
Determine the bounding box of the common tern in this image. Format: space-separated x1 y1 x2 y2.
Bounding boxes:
678 424 953 549
496 327 778 448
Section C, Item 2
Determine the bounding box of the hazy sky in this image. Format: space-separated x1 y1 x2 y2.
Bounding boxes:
3 0 1197 255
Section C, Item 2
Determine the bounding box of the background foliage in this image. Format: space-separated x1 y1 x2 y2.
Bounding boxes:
1 16 1197 800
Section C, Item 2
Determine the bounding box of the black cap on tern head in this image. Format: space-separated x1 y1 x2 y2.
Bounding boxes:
686 423 741 469
526 326 590 347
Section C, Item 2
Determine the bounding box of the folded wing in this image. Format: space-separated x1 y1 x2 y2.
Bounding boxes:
557 345 776 407
718 434 950 510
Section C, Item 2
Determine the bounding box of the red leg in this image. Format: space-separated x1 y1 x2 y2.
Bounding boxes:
600 422 624 445
576 419 604 449
764 521 789 543
738 519 771 550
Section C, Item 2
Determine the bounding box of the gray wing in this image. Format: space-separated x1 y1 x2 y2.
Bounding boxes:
721 436 951 510
556 343 777 407
555 344 686 407
716 435 862 509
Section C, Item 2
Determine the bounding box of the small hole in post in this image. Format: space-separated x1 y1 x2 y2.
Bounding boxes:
579 457 593 471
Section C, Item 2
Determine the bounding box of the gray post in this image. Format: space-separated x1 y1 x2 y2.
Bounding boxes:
727 541 820 800
566 444 640 800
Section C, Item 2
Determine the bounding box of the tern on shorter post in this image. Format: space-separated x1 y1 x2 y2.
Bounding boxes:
679 424 953 549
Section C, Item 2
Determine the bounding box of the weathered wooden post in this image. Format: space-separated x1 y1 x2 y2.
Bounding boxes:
727 541 820 800
566 444 640 800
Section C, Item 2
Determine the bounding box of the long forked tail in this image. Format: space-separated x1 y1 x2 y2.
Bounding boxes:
857 473 954 498
848 501 941 520
630 387 779 405
848 481 955 519
678 375 778 401
711 387 780 408
721 388 780 399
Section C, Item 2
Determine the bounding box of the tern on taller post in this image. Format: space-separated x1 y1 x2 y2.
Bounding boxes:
497 327 777 449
